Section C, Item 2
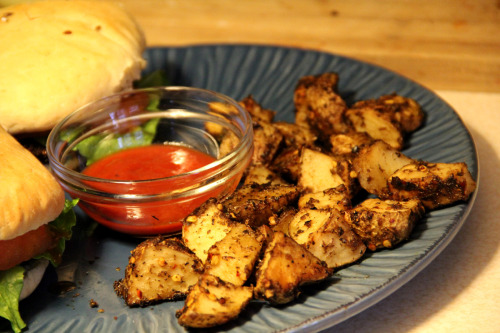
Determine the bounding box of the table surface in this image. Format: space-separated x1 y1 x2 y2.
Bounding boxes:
114 1 499 332
114 0 500 94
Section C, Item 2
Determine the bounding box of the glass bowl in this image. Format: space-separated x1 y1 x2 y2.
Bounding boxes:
47 87 253 237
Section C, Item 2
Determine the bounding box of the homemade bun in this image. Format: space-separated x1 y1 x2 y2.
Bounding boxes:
0 126 65 240
0 0 146 134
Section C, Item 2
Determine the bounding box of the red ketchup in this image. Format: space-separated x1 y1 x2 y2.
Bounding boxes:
80 144 229 236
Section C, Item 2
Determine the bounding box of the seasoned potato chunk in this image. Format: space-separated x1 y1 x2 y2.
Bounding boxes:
345 106 404 150
182 199 234 263
293 72 349 137
270 147 303 183
298 185 351 211
272 121 317 149
345 198 425 251
218 130 240 158
239 95 275 123
293 75 313 128
114 237 203 307
256 224 275 247
353 140 414 197
268 208 297 236
222 183 301 227
205 101 239 141
177 274 253 328
288 208 365 269
252 120 283 166
329 131 374 160
243 164 288 186
254 231 329 304
375 94 424 133
387 161 476 209
204 223 264 286
345 94 423 150
298 148 342 192
298 148 358 197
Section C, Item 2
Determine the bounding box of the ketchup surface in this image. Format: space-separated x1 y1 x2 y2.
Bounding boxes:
83 144 216 182
80 144 229 236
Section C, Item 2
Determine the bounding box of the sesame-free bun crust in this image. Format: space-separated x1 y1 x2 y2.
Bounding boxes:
0 0 146 134
0 126 65 240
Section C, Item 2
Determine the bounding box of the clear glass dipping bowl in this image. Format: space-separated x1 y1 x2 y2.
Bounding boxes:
47 87 253 236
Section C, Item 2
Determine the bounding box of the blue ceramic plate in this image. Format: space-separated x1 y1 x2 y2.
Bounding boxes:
6 45 478 333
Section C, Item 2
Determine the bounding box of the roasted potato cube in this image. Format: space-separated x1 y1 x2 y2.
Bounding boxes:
329 131 374 160
345 94 424 150
375 94 424 133
298 148 342 192
268 208 298 236
345 198 425 251
288 209 331 245
288 208 365 269
114 237 203 307
254 231 329 304
218 130 240 158
298 148 358 197
222 183 301 227
387 161 477 209
345 105 404 150
352 140 414 197
293 72 349 137
293 74 315 128
272 121 317 149
176 274 253 328
209 101 239 116
243 164 288 186
182 199 234 263
239 95 275 123
252 120 283 166
270 147 303 183
298 185 351 211
204 223 264 286
256 224 275 248
206 101 240 140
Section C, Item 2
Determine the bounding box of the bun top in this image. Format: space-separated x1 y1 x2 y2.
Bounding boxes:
0 126 66 240
0 0 146 134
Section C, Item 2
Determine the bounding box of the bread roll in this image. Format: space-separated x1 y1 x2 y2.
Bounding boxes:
0 0 146 134
0 126 65 240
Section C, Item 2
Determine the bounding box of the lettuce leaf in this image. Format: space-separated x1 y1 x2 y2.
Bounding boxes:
74 118 159 166
0 266 26 333
35 199 79 266
133 69 170 88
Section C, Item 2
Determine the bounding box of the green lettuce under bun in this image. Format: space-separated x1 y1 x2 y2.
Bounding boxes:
0 199 78 333
61 70 169 166
133 69 169 89
71 117 160 166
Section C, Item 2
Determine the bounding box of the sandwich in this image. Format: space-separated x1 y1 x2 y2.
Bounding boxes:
0 126 78 333
0 1 147 331
0 0 146 135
